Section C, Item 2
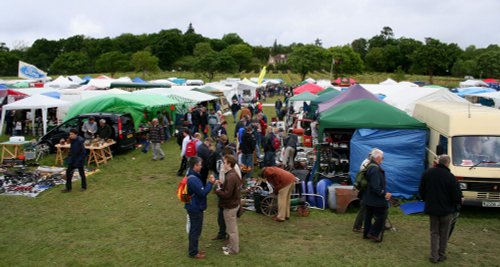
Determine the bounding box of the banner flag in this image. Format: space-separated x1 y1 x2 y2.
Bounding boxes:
18 61 47 79
257 66 267 86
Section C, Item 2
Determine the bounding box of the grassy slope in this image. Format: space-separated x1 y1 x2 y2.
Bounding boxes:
0 98 499 267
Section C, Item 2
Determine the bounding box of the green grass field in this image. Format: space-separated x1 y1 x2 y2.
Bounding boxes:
0 101 499 267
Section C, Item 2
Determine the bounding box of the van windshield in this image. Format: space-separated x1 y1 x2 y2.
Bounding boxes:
452 136 500 167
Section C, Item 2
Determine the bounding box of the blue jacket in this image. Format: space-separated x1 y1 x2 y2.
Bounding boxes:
68 136 86 167
363 163 388 208
184 169 212 213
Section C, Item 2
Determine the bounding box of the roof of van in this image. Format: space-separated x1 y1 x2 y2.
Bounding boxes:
414 101 500 136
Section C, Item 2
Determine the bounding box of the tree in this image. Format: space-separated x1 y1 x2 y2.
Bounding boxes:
288 44 328 81
0 42 9 52
150 29 186 70
451 59 477 77
0 51 19 76
25 38 62 70
194 51 237 81
476 50 500 78
185 23 195 35
225 44 253 72
221 33 244 46
314 38 323 47
411 38 450 83
328 45 364 76
95 51 131 77
49 51 90 75
252 46 270 63
365 47 386 72
131 51 160 78
62 35 86 53
173 55 196 71
193 42 214 57
351 38 368 59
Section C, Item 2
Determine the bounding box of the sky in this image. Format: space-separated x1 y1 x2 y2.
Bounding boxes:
2 0 500 50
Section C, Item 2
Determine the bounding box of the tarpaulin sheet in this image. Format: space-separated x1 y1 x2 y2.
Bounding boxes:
349 129 427 199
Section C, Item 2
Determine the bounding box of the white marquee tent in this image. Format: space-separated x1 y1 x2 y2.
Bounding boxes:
0 94 70 135
460 79 489 88
360 84 468 115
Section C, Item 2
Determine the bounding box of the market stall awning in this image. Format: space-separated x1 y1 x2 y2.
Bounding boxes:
319 99 426 131
293 83 324 95
289 92 318 102
318 84 382 113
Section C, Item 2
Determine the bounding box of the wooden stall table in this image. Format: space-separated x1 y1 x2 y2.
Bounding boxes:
86 140 116 167
54 143 70 166
1 141 30 162
54 140 116 167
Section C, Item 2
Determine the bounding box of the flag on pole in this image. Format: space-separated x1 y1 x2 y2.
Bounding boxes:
257 66 267 86
18 61 47 79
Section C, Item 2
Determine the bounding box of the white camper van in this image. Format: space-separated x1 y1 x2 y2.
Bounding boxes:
414 101 500 207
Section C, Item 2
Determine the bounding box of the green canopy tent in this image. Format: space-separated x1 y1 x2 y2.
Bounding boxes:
309 89 341 116
319 99 426 132
316 87 336 95
65 94 184 128
289 91 318 101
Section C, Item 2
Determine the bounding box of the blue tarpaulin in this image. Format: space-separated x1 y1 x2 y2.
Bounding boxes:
132 77 146 83
41 91 61 99
0 84 7 89
82 76 92 81
452 87 496 97
349 129 427 199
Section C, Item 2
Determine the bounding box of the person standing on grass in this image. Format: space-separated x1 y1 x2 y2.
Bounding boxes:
62 129 87 193
149 118 165 161
363 149 391 243
185 156 215 259
275 98 283 118
215 154 242 255
196 137 213 185
240 125 256 179
261 167 296 222
230 99 240 123
419 154 463 264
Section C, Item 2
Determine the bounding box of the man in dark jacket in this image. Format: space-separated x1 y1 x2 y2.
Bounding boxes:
275 98 283 118
96 119 112 140
363 149 391 242
196 137 213 185
240 125 256 178
185 156 215 259
263 127 277 167
230 100 240 123
419 154 463 263
62 129 87 193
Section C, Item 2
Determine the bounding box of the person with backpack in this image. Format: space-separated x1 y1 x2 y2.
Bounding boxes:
263 127 279 167
177 128 192 176
184 156 216 259
215 154 242 255
363 148 391 243
353 149 377 232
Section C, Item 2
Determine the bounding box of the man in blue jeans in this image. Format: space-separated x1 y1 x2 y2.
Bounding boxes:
185 156 215 259
239 126 256 179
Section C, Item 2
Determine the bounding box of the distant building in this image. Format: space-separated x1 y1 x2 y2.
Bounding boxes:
268 54 288 65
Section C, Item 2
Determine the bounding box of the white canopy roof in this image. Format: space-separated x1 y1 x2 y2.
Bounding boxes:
304 77 316 83
360 84 468 115
132 87 217 103
316 79 334 88
0 94 70 135
464 91 500 108
150 79 177 86
44 76 76 88
13 88 61 96
379 78 398 85
460 79 489 88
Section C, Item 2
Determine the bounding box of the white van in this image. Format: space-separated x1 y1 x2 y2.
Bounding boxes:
413 101 500 207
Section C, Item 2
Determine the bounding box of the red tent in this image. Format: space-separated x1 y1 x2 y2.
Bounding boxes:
483 78 498 84
0 89 28 105
333 77 356 86
293 83 324 95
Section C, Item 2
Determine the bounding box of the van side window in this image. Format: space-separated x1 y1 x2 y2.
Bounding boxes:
59 119 79 133
437 135 448 155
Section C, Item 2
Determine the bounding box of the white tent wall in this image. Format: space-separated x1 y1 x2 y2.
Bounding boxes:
57 89 130 120
0 95 70 135
289 100 310 113
206 82 238 104
460 79 489 88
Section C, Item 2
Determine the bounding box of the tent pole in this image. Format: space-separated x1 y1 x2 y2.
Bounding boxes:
42 108 48 135
32 108 36 136
0 108 6 136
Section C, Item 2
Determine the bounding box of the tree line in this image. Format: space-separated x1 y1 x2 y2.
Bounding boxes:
1 25 499 82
